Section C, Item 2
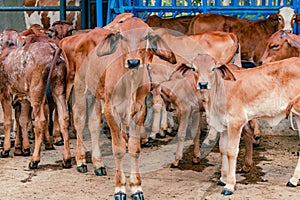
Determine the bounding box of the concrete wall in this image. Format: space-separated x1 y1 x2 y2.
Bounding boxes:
0 0 26 32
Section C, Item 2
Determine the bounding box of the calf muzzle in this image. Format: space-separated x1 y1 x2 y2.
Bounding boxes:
198 82 208 90
128 59 140 69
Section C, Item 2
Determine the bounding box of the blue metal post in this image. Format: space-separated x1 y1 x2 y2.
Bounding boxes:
60 0 66 20
97 0 103 27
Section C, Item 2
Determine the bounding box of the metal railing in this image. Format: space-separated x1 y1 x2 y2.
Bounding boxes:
0 0 92 29
106 0 299 21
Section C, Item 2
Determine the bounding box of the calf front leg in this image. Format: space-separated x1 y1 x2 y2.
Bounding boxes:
221 121 243 196
128 102 146 200
105 111 127 199
190 110 201 165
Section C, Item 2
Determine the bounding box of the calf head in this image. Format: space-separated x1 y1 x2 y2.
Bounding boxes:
96 17 176 69
276 7 300 32
259 30 300 64
0 29 19 50
49 20 74 40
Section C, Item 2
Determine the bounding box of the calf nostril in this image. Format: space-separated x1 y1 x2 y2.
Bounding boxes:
258 60 263 66
127 59 140 69
198 82 208 90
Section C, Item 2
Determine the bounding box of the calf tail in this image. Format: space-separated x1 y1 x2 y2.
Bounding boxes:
46 47 62 104
286 101 293 119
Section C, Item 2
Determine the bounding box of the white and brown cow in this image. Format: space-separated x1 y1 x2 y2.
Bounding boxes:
196 57 300 195
72 17 176 199
23 0 80 29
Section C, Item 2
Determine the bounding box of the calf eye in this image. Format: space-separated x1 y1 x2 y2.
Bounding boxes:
270 44 279 50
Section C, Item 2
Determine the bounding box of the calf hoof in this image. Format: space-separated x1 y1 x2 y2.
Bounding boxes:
77 164 87 173
147 137 156 143
156 133 166 138
141 142 152 148
29 160 40 169
221 189 233 196
62 158 72 169
22 148 31 157
14 147 23 156
45 145 55 150
239 165 251 173
253 136 260 147
170 161 180 168
94 167 107 176
286 181 297 187
192 156 200 165
131 192 144 200
54 140 64 146
217 180 226 186
0 150 10 158
114 192 126 200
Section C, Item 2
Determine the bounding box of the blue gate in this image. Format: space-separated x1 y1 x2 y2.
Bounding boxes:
103 0 300 32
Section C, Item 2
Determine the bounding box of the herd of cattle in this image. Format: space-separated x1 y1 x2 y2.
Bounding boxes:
0 6 300 200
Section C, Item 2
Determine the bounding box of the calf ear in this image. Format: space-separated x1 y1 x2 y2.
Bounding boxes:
296 14 300 24
268 14 279 26
216 64 236 81
146 33 177 64
96 32 122 57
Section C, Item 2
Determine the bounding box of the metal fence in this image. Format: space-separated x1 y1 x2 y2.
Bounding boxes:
0 0 95 29
106 0 300 32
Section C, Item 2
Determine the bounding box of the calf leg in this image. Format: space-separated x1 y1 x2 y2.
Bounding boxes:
221 121 244 196
218 130 228 187
159 103 168 137
29 103 47 169
73 80 88 173
241 121 254 173
53 109 64 146
287 115 300 187
105 107 127 198
14 100 31 156
190 110 201 165
128 101 146 200
43 104 54 150
53 94 71 168
171 107 190 168
19 100 31 156
88 98 106 175
0 98 12 158
13 103 23 156
149 88 164 141
250 119 261 147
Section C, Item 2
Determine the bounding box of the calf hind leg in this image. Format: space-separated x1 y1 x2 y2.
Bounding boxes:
88 98 106 175
287 115 300 187
0 98 12 158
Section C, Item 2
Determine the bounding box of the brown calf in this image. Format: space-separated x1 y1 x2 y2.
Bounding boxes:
196 57 300 195
72 17 176 199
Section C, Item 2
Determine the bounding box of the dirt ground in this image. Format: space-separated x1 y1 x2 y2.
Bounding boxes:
0 116 300 200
